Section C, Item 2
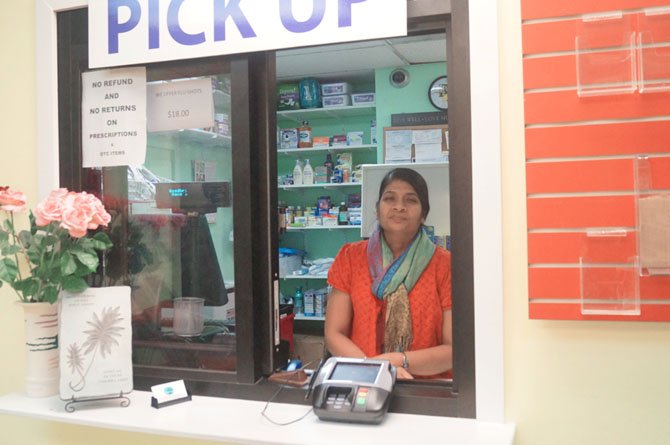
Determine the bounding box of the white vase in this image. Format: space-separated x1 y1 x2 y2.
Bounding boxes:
18 302 60 397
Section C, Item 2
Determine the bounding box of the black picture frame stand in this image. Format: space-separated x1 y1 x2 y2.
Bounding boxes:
151 390 192 409
64 391 131 413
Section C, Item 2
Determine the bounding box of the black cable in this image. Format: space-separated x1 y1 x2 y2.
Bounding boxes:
260 359 317 426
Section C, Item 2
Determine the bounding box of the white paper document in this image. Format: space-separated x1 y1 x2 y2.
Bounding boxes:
412 128 442 144
415 143 445 163
385 129 413 162
81 67 147 168
147 77 214 133
59 286 133 400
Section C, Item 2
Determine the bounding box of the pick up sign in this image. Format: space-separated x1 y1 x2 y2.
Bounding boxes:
89 0 407 68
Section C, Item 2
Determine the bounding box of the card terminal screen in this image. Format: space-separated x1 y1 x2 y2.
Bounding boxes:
329 363 380 383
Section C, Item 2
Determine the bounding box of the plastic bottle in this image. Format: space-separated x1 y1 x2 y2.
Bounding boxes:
293 159 303 185
294 286 304 315
324 153 334 177
298 121 313 148
370 119 377 144
338 202 349 225
302 159 314 185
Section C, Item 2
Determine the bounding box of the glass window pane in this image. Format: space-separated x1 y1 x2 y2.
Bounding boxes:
100 73 237 375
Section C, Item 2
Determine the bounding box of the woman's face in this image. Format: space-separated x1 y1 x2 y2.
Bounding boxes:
377 179 424 236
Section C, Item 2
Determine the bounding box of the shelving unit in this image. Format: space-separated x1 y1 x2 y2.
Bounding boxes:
285 225 360 231
277 105 376 123
278 144 376 155
279 182 361 191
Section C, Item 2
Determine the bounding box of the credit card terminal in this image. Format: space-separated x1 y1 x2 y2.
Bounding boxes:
311 357 396 424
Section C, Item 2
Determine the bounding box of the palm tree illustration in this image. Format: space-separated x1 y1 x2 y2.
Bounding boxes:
67 306 125 392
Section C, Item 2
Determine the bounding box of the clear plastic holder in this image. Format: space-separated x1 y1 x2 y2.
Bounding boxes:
580 230 640 316
576 11 637 97
635 156 670 276
637 7 670 93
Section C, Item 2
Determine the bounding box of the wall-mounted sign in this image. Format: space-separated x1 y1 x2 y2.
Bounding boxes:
147 78 214 132
89 0 407 68
81 67 147 168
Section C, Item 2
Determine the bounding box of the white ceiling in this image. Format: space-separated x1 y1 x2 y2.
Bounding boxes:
276 33 447 83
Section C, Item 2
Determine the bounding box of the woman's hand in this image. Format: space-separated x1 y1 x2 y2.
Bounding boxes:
372 352 414 380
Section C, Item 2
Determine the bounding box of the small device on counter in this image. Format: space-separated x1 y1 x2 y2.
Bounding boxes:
311 357 396 424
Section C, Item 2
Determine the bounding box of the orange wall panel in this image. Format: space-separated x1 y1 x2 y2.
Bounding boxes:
526 159 633 194
525 121 670 159
524 90 670 125
523 55 576 90
529 303 670 322
528 232 637 264
522 0 670 21
527 196 636 229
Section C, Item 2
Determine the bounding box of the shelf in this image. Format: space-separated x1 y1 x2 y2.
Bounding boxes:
281 275 328 280
148 128 231 149
294 314 326 321
286 225 360 231
277 105 376 123
279 183 361 190
278 144 376 155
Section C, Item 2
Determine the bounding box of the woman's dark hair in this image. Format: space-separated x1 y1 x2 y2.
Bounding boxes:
377 168 430 220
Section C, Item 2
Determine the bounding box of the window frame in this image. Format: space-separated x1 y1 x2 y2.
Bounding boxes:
36 0 504 421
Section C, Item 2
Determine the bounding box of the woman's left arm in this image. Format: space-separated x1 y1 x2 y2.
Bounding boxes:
374 310 453 376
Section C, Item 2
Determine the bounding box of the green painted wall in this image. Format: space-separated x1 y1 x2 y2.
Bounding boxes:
374 63 448 160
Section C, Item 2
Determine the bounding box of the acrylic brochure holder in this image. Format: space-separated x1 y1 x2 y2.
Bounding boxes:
579 230 640 316
637 7 670 93
576 12 637 97
635 156 670 276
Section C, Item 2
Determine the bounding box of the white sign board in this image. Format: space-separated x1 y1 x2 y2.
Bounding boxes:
59 286 133 400
89 0 407 68
81 67 147 167
147 78 214 132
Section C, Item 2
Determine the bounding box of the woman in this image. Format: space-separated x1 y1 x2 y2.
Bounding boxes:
325 168 452 379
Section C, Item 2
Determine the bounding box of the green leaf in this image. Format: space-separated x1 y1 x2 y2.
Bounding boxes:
14 278 39 297
1 245 21 256
93 232 113 249
72 250 99 270
60 253 77 275
43 285 60 304
0 258 18 283
74 263 95 277
62 276 88 293
43 234 58 247
0 230 8 246
18 230 32 247
3 219 13 232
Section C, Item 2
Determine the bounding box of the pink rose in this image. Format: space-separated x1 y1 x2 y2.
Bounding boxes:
58 191 111 237
0 186 27 212
34 188 69 226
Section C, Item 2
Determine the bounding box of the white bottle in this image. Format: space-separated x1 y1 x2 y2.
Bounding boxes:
302 159 314 185
293 159 303 185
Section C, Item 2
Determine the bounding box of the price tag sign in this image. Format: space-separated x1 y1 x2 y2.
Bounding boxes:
147 78 214 133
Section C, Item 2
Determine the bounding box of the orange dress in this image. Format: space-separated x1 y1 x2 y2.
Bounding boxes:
327 240 452 360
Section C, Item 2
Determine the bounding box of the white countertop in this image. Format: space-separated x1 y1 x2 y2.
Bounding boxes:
0 391 515 445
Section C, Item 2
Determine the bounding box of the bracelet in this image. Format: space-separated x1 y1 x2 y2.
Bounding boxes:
401 351 409 369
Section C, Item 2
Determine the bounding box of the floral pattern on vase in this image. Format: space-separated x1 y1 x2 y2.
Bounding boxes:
20 302 59 397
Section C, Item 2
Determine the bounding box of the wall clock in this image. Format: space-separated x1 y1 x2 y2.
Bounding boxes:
428 75 448 111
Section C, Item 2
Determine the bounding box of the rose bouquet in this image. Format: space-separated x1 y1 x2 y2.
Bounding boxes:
0 186 113 303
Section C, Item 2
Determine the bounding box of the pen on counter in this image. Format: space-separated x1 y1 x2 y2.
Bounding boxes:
304 357 325 400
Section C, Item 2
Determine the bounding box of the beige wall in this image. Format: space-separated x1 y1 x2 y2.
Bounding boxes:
4 1 670 444
499 1 670 444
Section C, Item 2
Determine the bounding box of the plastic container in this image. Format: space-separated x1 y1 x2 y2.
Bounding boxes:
294 287 304 315
298 121 313 148
293 159 303 185
302 159 314 185
299 78 321 109
321 82 352 96
322 94 351 108
338 202 349 225
173 297 205 336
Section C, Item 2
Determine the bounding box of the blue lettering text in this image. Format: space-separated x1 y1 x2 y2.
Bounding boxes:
168 0 206 45
214 0 257 41
279 0 326 33
108 0 141 54
338 0 366 27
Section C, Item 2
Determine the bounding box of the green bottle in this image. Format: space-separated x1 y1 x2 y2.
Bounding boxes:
294 286 304 315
